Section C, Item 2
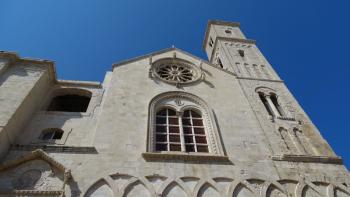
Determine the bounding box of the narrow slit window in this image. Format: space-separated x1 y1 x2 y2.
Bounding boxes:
238 49 245 57
217 58 224 68
270 94 284 117
259 93 273 116
209 37 214 47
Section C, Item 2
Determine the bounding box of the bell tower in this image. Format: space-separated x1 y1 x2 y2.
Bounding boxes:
203 20 344 179
203 20 280 81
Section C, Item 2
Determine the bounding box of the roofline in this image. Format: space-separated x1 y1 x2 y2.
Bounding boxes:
112 47 237 77
112 48 175 68
112 47 212 69
0 50 101 87
202 20 240 50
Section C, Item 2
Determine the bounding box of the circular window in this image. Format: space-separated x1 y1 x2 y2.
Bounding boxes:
152 58 200 84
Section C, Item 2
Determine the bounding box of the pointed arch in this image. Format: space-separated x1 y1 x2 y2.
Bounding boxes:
147 91 225 155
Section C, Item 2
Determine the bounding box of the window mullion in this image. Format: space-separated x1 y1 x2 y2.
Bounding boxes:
190 111 198 152
178 112 186 152
166 109 170 151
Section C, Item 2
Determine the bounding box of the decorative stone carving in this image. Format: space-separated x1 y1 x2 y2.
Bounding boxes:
13 169 42 190
151 58 201 85
84 173 350 197
0 149 72 196
147 91 225 156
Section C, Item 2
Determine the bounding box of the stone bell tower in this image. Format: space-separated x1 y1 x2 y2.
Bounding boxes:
203 20 349 183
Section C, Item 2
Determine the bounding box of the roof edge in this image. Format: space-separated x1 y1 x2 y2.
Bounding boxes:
0 50 101 86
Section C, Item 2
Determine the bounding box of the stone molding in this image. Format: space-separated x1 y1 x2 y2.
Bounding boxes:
0 189 62 196
147 91 225 156
141 152 230 163
237 76 284 83
151 58 202 85
11 144 98 154
272 154 343 164
83 172 350 197
0 51 101 88
0 149 71 197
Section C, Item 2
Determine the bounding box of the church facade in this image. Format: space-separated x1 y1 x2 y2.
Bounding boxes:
0 20 349 197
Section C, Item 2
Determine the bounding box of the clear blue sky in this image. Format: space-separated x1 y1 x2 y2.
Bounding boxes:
1 1 350 168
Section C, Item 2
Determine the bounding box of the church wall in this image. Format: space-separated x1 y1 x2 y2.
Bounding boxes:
15 84 103 147
84 50 281 192
0 61 51 158
237 78 350 183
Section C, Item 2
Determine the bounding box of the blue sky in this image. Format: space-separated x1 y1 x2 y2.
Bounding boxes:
1 1 350 168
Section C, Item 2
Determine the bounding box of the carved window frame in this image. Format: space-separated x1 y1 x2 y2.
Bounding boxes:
147 92 225 156
255 87 294 121
33 128 70 145
151 58 202 85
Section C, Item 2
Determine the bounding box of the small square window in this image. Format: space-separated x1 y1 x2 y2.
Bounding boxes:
195 136 207 144
183 127 192 134
156 134 167 142
170 144 181 151
169 126 180 133
192 119 203 126
168 118 178 125
156 126 167 133
182 119 192 126
185 136 194 143
169 135 180 142
156 117 166 124
196 145 209 153
156 144 167 151
194 128 205 135
185 145 195 152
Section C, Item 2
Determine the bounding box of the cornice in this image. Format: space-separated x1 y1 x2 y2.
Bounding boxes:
0 50 101 87
217 36 256 44
236 76 284 83
202 20 240 49
11 144 98 154
112 47 235 77
208 37 256 63
272 154 343 164
57 79 101 88
142 152 230 163
0 149 69 172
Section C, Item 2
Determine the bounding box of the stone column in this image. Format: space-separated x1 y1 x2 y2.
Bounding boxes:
265 95 281 117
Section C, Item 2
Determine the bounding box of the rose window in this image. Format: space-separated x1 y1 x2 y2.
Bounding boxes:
152 58 200 84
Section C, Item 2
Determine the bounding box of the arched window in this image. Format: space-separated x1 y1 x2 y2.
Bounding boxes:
40 128 64 140
256 87 291 120
182 109 208 153
149 92 225 155
270 93 285 117
155 108 181 151
47 88 92 112
258 92 273 116
154 108 209 153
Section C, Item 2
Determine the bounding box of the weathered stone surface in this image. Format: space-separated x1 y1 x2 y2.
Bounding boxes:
0 20 349 196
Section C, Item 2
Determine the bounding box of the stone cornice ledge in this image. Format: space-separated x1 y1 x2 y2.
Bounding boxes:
11 144 98 154
142 152 230 163
216 36 256 44
272 154 343 164
0 190 62 195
